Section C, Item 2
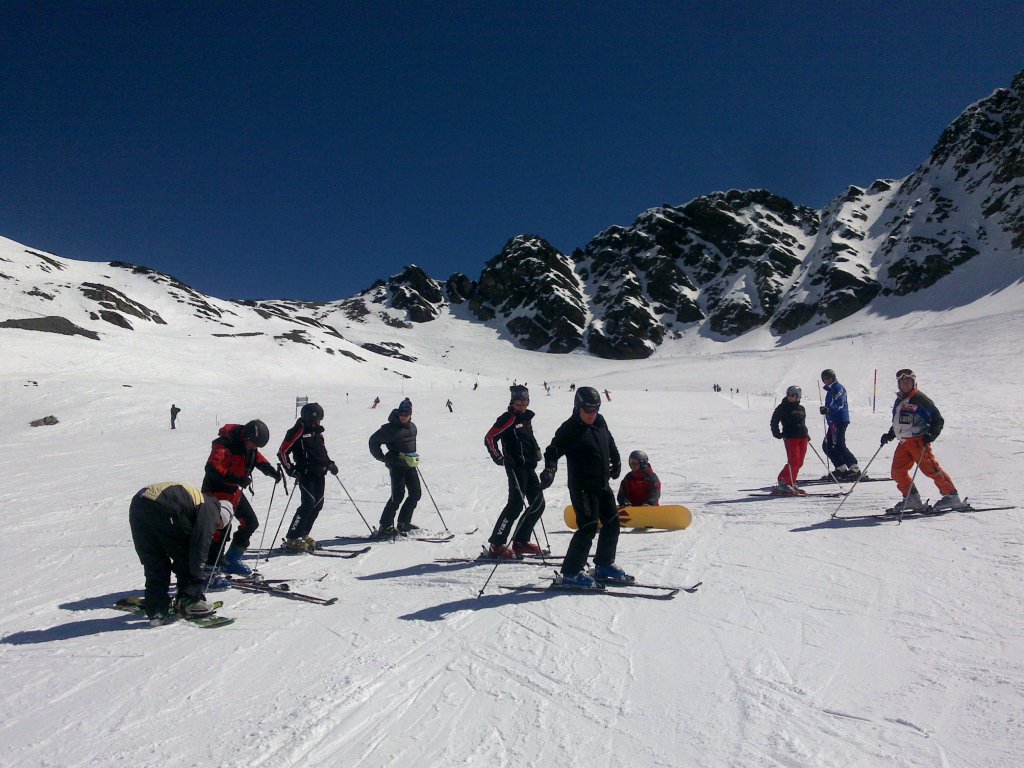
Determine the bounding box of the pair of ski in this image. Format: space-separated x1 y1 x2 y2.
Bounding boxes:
835 502 1015 521
224 575 338 605
500 574 702 600
113 597 234 628
248 544 371 559
435 550 564 567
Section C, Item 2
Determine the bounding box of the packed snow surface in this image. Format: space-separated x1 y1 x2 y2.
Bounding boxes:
2 269 1023 767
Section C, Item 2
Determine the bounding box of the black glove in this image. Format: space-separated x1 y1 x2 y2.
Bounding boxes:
539 467 555 490
610 461 621 480
773 433 783 440
819 406 828 415
328 462 339 475
284 465 297 478
239 474 252 489
923 434 935 444
880 432 894 446
272 468 283 484
491 454 504 466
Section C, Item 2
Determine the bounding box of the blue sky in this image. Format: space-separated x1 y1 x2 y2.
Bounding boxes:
2 2 1021 302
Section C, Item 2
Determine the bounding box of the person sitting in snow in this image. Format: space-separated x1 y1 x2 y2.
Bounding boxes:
616 450 661 506
129 482 231 623
202 419 281 575
770 386 810 495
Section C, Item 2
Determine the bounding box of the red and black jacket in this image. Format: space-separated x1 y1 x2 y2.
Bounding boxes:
484 408 541 468
278 419 332 476
617 466 661 506
202 424 276 504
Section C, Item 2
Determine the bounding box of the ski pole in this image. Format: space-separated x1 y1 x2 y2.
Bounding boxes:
897 442 929 525
509 469 549 553
416 467 449 531
334 474 374 533
807 441 842 487
264 486 297 562
204 521 232 593
829 442 886 518
477 558 501 598
253 465 286 557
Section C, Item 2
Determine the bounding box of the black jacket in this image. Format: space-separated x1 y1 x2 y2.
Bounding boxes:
369 409 418 468
135 483 221 576
278 420 332 475
771 400 809 439
484 408 542 467
544 412 620 490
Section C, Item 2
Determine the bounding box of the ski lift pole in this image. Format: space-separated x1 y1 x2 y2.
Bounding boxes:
416 466 449 531
829 443 886 518
334 474 374 533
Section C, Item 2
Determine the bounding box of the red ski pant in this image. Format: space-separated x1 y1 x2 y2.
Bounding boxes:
891 437 956 496
777 438 809 485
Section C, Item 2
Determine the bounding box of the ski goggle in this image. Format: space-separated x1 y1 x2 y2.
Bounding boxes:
580 404 600 414
896 369 916 381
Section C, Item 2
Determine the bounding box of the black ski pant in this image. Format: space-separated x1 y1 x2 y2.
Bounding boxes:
380 465 421 528
561 483 620 575
287 472 326 539
489 463 545 546
206 492 259 563
823 422 858 468
129 496 204 616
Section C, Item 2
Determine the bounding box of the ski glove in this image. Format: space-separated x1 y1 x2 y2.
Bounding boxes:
539 468 555 490
880 432 894 446
284 465 297 478
819 406 828 415
923 434 935 444
328 462 339 475
610 461 621 480
491 454 504 466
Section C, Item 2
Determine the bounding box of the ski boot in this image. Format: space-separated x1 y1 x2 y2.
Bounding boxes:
771 482 800 496
374 525 399 539
397 522 420 534
176 595 215 619
301 536 317 550
931 492 963 512
511 541 543 556
220 544 253 576
202 566 231 590
556 571 598 589
593 563 635 584
485 543 517 560
283 537 311 553
886 489 926 515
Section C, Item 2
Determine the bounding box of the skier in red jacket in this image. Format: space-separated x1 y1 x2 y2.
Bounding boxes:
616 450 661 506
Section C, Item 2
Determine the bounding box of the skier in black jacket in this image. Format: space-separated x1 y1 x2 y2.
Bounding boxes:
483 385 546 558
368 398 420 535
770 385 810 495
277 402 338 552
540 387 629 587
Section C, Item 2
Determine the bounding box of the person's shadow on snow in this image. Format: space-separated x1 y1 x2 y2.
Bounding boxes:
399 590 559 622
1 591 149 645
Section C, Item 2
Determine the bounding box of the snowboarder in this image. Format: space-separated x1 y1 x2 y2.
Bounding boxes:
616 450 661 506
770 386 810 495
170 404 181 429
819 369 859 479
129 482 231 622
368 398 421 535
540 386 628 587
277 402 338 552
446 399 453 413
483 385 546 558
202 419 281 575
880 369 960 513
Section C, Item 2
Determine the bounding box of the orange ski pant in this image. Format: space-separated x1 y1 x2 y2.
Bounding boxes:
890 436 956 496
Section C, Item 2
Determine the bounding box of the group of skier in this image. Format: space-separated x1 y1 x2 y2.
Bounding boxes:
771 367 961 513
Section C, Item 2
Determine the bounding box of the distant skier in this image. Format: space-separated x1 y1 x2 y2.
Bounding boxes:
277 403 338 552
880 369 961 513
603 389 611 402
819 369 859 479
129 482 231 622
540 387 629 587
372 396 380 409
202 420 281 575
617 450 661 506
483 385 546 558
170 404 181 429
446 399 453 413
770 386 810 495
368 398 420 536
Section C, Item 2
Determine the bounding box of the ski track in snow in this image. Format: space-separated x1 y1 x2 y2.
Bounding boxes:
3 284 1024 766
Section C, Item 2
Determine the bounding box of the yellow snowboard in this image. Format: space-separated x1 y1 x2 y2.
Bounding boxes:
563 504 692 530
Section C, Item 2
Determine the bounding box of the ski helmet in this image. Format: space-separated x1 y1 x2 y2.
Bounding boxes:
896 368 916 386
821 369 836 382
398 398 413 416
241 419 270 447
574 386 601 413
300 402 324 422
786 385 802 399
509 385 530 404
628 450 649 468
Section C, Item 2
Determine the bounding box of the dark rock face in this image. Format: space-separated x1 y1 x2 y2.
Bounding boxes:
0 316 100 339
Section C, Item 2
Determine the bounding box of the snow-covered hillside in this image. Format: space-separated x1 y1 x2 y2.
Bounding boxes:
2 230 1023 766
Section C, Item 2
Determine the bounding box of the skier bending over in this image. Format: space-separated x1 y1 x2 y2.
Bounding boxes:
880 369 961 513
129 482 231 622
202 419 281 576
770 386 810 495
369 398 421 536
540 386 631 587
278 402 338 552
617 450 661 506
483 385 546 558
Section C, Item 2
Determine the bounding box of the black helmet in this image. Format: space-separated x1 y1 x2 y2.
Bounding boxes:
786 385 802 399
241 419 270 447
821 369 836 382
628 450 649 468
574 386 601 413
509 385 530 404
300 402 324 422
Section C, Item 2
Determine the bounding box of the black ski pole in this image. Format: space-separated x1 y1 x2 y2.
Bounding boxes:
204 521 232 593
509 469 549 553
807 441 842 487
416 466 449 531
265 485 297 562
254 464 287 555
830 442 886 518
334 474 374 533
